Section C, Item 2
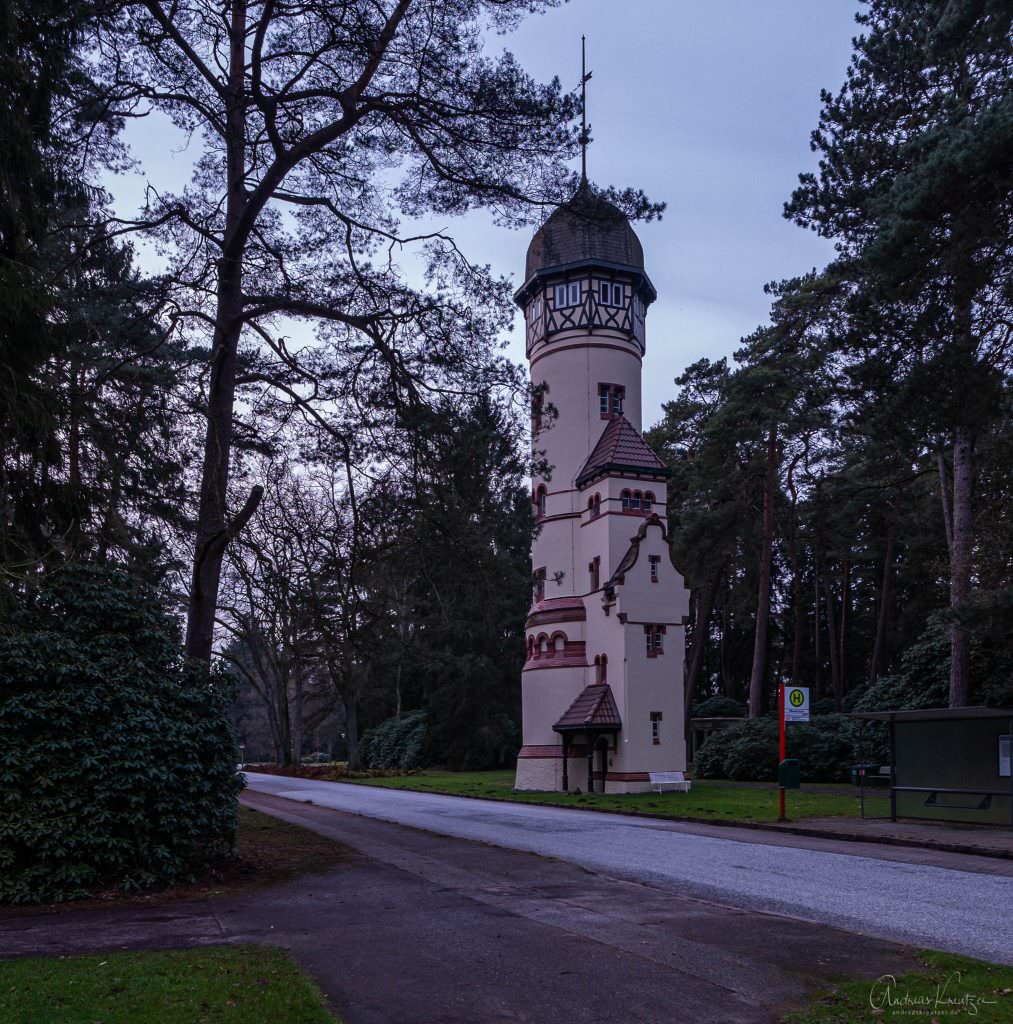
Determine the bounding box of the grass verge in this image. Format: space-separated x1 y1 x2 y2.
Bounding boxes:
784 950 1013 1023
0 945 337 1024
339 769 863 822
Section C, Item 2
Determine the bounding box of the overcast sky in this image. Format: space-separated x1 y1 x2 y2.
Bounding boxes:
111 1 861 428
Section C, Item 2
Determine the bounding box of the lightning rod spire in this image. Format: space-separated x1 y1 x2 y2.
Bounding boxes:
580 35 592 186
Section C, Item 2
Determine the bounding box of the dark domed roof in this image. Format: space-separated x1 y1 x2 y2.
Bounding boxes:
525 188 644 280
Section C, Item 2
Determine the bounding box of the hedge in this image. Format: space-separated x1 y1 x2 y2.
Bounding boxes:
0 565 242 902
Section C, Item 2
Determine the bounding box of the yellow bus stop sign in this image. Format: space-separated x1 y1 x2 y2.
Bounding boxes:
785 686 810 722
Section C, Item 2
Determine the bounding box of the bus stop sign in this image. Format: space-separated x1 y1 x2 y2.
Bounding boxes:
784 686 810 722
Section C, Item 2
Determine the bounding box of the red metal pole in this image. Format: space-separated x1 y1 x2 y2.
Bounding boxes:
778 684 786 821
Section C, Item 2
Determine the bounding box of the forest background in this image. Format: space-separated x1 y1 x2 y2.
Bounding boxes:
2 0 1011 778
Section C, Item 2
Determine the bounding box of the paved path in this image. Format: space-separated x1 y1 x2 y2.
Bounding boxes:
1 793 917 1024
244 772 1013 964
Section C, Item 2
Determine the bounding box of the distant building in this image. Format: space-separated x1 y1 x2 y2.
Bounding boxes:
514 186 689 793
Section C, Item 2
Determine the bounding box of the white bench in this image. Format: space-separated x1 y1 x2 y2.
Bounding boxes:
649 771 691 793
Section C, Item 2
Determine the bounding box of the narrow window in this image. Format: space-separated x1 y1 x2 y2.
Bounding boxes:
597 653 608 683
611 282 624 306
532 296 542 320
553 634 565 655
593 494 601 518
599 383 610 416
568 281 581 306
612 386 624 416
621 489 631 512
631 491 641 512
554 283 567 308
650 711 662 745
589 556 600 592
644 624 665 657
536 485 547 519
649 555 660 583
534 567 546 602
643 491 653 513
598 279 611 305
531 394 543 435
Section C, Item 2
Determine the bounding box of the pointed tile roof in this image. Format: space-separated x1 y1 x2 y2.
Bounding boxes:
576 416 669 487
554 684 622 733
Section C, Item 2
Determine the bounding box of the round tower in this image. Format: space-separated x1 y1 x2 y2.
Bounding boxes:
515 188 687 794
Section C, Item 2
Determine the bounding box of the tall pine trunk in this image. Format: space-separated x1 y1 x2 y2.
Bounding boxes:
825 573 842 711
684 571 719 735
868 525 895 684
748 427 777 718
949 427 974 706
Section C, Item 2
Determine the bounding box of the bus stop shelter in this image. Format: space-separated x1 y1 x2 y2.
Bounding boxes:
852 707 1013 829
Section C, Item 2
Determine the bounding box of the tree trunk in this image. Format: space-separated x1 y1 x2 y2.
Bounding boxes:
813 570 821 700
344 693 360 769
838 555 850 695
868 525 895 684
748 427 777 718
291 668 304 764
949 427 974 706
684 572 719 736
185 0 258 664
825 575 842 711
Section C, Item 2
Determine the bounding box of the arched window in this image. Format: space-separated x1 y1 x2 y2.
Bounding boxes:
643 491 654 513
552 633 566 655
538 634 549 657
593 494 601 517
535 485 547 519
631 490 642 512
621 489 631 512
527 636 535 660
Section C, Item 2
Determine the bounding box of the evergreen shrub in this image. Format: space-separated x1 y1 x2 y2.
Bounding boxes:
694 715 877 783
692 695 747 718
359 709 428 771
0 565 242 903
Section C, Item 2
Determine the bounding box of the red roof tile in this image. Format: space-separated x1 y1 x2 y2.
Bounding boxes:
576 416 668 486
554 684 622 732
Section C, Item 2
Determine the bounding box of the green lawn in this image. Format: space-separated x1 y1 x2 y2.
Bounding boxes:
785 950 1013 1023
344 769 864 822
0 946 336 1024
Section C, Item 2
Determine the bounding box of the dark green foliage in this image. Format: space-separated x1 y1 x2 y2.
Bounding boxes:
0 564 241 903
692 696 746 718
359 711 428 772
694 716 871 783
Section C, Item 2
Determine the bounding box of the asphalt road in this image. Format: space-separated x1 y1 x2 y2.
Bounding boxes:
244 771 1013 965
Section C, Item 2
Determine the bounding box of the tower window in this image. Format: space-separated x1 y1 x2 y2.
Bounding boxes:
649 555 660 583
531 296 542 321
595 653 608 683
643 491 654 513
644 624 666 657
651 711 662 745
554 281 580 308
598 383 625 419
597 280 624 307
535 484 547 519
589 556 600 592
621 489 631 512
631 490 642 512
533 567 546 603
